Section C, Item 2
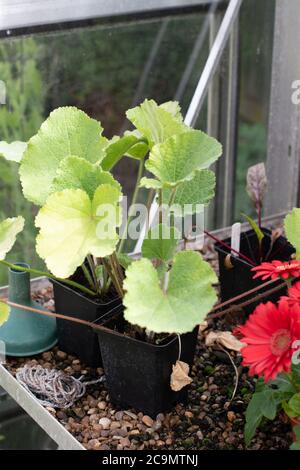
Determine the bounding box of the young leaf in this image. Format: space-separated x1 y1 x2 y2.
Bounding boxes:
35 185 121 278
123 251 217 334
142 224 180 262
50 156 120 200
117 253 133 270
101 133 148 171
126 99 188 148
163 170 216 215
246 163 267 206
19 107 107 205
159 101 183 122
284 208 300 258
241 213 265 245
0 141 27 163
146 130 222 187
0 300 10 326
0 216 25 260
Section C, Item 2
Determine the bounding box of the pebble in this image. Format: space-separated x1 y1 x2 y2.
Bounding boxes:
227 411 236 422
99 417 111 429
97 401 107 410
142 415 154 427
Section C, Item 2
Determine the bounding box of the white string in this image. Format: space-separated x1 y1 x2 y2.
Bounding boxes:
16 364 105 409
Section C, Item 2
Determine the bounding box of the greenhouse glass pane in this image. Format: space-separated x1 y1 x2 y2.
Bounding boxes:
233 0 275 221
0 5 221 282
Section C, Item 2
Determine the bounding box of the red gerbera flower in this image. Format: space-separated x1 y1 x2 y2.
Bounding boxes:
234 300 300 382
282 281 300 306
251 260 300 281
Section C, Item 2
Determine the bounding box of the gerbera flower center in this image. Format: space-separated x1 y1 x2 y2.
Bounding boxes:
270 329 292 355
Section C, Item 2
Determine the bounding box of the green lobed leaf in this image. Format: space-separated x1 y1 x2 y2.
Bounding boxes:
142 224 180 262
0 216 25 260
0 141 27 163
290 425 300 450
123 251 217 334
146 130 222 187
35 184 121 278
50 156 120 200
163 169 216 216
284 208 300 258
19 107 107 206
126 99 188 148
0 300 10 327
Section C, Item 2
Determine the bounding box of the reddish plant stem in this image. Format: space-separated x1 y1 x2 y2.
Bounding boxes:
208 282 286 320
204 230 256 266
210 278 278 313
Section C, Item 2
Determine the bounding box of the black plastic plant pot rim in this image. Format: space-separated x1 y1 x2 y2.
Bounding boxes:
50 278 121 307
51 279 122 367
214 227 295 315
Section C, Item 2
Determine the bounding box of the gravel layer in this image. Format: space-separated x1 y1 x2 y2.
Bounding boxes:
5 286 292 451
3 234 292 450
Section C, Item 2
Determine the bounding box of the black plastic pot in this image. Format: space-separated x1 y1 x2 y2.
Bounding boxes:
96 311 198 417
52 280 121 367
215 228 295 315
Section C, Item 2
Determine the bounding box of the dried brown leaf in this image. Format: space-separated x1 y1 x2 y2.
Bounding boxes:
205 331 246 352
170 360 192 391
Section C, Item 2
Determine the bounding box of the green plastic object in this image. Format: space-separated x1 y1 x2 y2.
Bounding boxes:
0 263 57 356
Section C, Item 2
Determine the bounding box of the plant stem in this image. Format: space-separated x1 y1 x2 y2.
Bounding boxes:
87 254 100 293
0 259 97 297
158 188 163 224
208 281 287 320
81 263 96 292
109 254 124 297
118 158 145 254
204 230 256 266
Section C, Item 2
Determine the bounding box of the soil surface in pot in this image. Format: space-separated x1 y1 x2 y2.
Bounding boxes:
5 284 292 451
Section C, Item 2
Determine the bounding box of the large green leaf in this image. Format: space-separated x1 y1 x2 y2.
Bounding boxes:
19 107 107 206
142 224 180 262
50 156 120 200
126 99 188 148
123 251 217 334
0 300 10 327
163 169 216 215
146 130 222 187
35 184 121 278
0 216 25 260
0 141 27 163
284 208 300 258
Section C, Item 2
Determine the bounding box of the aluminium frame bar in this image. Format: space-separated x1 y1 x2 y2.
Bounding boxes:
0 0 222 32
133 0 243 253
